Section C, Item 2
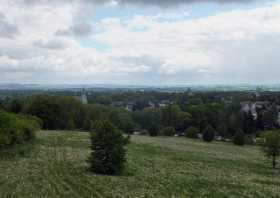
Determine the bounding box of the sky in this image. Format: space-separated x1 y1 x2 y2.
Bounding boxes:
0 0 279 85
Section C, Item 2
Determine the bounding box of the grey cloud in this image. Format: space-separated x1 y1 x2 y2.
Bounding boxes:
94 0 258 6
56 22 92 37
33 39 68 50
18 0 261 7
0 13 19 38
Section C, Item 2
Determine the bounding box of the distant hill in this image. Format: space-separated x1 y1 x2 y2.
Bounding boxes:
1 83 280 92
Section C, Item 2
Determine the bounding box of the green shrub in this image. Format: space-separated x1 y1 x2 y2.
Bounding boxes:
89 120 129 175
147 124 160 137
83 117 94 131
160 127 176 136
0 111 40 148
185 127 199 139
233 129 245 146
261 131 280 168
245 135 255 145
202 125 216 142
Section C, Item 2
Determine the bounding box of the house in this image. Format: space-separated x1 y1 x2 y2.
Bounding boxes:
111 101 124 108
125 102 134 111
148 101 155 108
81 93 88 104
158 100 172 108
241 101 257 119
240 101 274 120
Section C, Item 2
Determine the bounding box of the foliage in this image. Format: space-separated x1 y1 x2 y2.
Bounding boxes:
147 123 160 137
23 95 86 130
109 109 135 134
89 120 129 175
0 111 40 147
83 117 94 131
133 108 161 136
160 127 176 136
233 129 245 146
217 124 228 138
95 95 112 105
2 90 280 140
202 125 216 142
185 127 199 139
161 105 181 127
261 131 280 168
7 98 24 113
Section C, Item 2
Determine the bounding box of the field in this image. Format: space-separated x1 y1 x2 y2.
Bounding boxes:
0 131 280 198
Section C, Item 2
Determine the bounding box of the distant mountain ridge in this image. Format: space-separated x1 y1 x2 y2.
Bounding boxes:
1 83 280 92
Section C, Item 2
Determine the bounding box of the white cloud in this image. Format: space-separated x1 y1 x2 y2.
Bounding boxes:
0 0 279 84
93 2 280 84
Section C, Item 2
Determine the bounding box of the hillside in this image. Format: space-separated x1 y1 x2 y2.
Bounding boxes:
0 131 279 198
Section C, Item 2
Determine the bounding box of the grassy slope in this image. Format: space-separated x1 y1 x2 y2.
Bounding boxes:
0 130 279 198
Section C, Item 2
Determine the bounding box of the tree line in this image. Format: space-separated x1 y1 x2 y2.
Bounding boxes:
1 92 280 171
1 93 279 141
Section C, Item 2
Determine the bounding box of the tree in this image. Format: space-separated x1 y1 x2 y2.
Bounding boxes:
109 109 135 134
161 105 181 127
176 112 192 133
228 113 241 136
83 117 94 131
133 108 161 136
160 127 176 136
95 95 112 106
0 111 40 147
256 109 264 131
147 123 160 137
89 120 129 175
217 124 228 138
185 127 199 139
188 105 208 132
8 99 24 113
202 125 216 142
233 129 245 146
261 131 280 169
66 118 76 130
263 110 277 129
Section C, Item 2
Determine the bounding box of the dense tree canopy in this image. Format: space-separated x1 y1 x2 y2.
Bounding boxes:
0 89 279 143
89 120 129 175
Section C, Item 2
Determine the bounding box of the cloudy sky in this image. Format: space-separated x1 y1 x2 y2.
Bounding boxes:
0 0 279 85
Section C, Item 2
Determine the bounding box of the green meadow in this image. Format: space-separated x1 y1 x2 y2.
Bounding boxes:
0 130 279 198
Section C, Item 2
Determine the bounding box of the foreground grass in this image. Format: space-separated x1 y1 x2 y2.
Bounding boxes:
0 131 279 198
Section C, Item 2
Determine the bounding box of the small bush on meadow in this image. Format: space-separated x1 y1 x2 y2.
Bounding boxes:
185 127 199 139
0 111 40 148
160 127 176 136
261 131 280 169
89 120 129 175
233 129 245 146
147 124 160 137
202 125 215 142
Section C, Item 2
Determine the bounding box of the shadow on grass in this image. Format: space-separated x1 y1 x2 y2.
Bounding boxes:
0 140 37 160
85 164 135 177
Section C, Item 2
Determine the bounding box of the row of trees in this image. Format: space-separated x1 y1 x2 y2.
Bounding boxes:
1 95 135 133
1 93 279 144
